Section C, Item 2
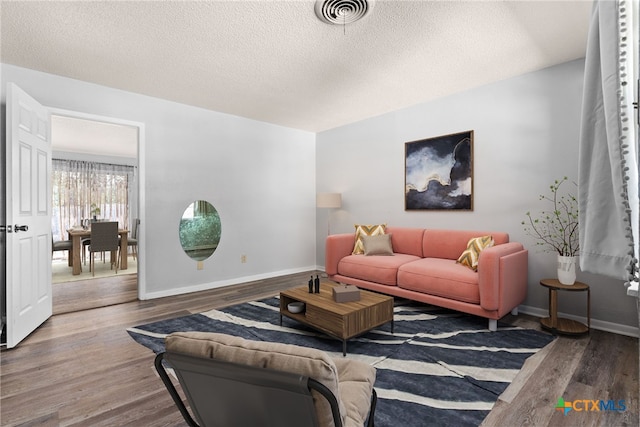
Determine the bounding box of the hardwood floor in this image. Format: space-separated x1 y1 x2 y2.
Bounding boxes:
53 273 138 315
482 315 638 427
2 271 638 426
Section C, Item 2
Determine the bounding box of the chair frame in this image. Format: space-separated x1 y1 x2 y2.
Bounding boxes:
127 218 139 260
155 351 376 427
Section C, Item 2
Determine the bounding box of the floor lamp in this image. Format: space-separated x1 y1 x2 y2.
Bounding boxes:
317 193 342 235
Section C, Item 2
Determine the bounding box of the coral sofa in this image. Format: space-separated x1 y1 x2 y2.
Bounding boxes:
325 226 528 331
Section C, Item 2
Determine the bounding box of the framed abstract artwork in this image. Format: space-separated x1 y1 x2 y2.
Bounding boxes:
405 130 474 210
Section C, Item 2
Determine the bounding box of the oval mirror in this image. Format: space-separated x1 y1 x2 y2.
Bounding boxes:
179 200 221 261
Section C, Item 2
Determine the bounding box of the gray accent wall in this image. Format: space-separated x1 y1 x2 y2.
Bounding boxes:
316 59 638 333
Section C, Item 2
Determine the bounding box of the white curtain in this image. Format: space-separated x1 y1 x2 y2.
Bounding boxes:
578 0 639 297
52 159 136 242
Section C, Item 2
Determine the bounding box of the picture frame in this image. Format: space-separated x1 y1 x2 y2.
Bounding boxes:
405 130 474 210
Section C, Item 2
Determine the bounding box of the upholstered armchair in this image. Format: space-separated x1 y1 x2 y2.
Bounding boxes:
155 331 377 427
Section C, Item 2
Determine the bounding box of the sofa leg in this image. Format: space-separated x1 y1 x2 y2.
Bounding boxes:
511 307 518 316
488 319 497 331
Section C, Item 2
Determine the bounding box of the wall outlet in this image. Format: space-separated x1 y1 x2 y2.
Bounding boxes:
241 255 247 263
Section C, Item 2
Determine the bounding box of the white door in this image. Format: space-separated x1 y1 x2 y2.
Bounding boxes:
5 83 52 348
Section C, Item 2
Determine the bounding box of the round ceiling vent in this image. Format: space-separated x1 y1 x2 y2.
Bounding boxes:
315 0 374 25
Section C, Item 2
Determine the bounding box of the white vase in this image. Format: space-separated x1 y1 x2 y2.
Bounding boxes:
557 255 577 285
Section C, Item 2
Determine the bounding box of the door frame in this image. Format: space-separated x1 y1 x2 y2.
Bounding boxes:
49 108 146 299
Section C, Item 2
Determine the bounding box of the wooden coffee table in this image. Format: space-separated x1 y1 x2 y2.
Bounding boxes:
279 281 394 356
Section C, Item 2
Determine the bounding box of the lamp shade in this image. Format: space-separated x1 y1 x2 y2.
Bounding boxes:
316 193 342 208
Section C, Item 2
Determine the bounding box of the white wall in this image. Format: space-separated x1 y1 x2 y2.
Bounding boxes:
316 59 638 333
2 63 317 298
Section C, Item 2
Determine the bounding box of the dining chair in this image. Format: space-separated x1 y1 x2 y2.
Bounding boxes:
51 235 73 259
83 220 105 265
88 221 120 276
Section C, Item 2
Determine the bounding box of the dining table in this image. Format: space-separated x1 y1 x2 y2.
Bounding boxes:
67 227 129 275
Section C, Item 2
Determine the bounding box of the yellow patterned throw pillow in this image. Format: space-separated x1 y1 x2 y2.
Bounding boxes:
353 224 387 255
457 235 495 271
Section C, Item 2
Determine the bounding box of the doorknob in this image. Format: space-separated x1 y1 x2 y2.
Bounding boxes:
14 225 28 232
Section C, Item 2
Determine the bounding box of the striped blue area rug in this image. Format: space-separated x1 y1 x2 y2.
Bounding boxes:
127 297 555 427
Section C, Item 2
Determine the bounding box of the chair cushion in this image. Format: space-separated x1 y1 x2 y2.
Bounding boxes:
52 240 73 250
166 332 353 427
333 358 376 427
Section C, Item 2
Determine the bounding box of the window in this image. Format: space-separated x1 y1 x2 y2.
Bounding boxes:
51 159 136 242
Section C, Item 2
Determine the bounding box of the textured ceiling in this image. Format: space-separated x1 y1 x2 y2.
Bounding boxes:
1 0 592 133
51 115 139 158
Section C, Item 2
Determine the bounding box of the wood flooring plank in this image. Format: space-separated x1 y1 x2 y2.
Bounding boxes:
497 338 558 404
12 412 61 427
600 332 639 427
549 381 601 427
53 273 138 315
480 335 590 427
66 390 184 427
573 330 620 387
56 359 161 425
2 340 148 398
553 330 639 427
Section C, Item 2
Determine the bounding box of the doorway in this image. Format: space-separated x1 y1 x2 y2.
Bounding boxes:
49 111 143 314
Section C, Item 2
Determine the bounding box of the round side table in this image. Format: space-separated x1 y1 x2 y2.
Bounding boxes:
539 278 590 335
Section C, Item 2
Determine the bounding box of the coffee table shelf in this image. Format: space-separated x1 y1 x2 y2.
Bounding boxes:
280 281 394 355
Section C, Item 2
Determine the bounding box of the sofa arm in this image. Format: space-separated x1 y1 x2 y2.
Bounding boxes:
325 234 356 276
477 242 528 313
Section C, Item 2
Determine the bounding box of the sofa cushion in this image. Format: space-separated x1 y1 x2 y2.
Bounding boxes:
338 253 421 286
457 235 495 271
352 224 386 255
423 229 509 260
363 234 393 256
385 227 424 257
397 258 481 304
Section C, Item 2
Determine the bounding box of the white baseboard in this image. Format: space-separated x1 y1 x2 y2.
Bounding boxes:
518 304 639 338
142 265 318 300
